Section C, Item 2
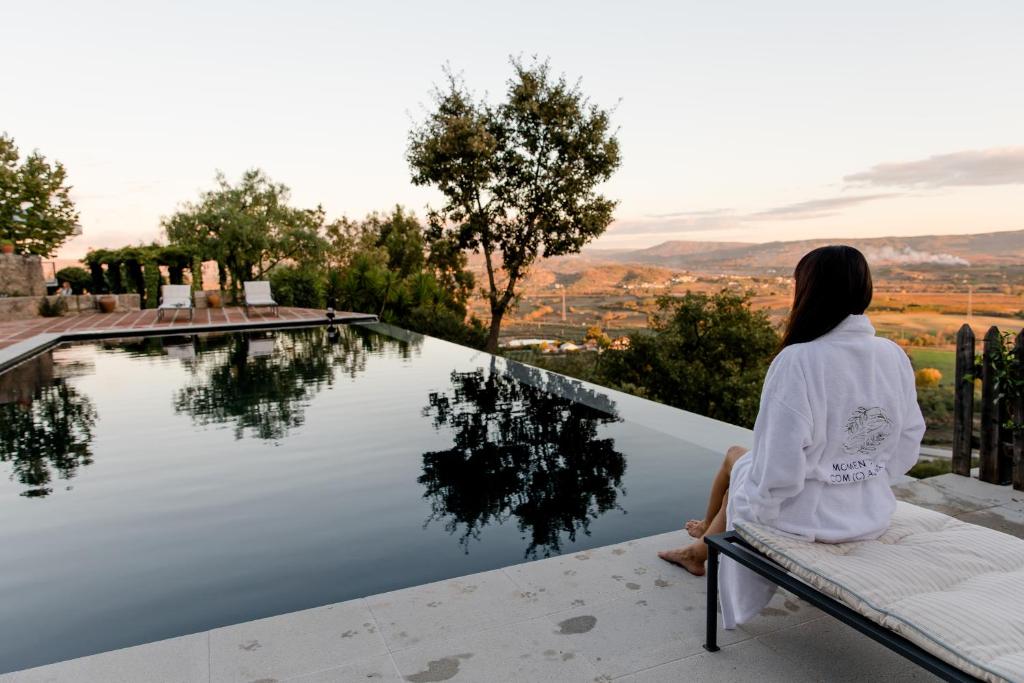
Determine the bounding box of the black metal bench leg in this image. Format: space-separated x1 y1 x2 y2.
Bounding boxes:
704 540 720 652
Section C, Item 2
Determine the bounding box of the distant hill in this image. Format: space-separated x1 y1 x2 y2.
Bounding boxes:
583 229 1024 271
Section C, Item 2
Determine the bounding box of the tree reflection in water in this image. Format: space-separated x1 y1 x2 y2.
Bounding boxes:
0 379 98 498
420 361 626 558
173 325 412 441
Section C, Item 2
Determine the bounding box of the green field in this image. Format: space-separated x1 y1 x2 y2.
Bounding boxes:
907 348 956 385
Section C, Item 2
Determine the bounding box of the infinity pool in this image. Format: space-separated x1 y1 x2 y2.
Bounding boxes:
0 323 726 672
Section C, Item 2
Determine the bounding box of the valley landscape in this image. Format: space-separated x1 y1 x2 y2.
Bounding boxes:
476 228 1024 348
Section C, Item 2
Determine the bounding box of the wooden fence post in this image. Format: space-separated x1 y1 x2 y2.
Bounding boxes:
952 324 975 477
1015 331 1024 491
979 326 1001 484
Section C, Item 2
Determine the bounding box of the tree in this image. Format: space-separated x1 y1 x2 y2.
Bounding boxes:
324 206 486 348
163 170 328 295
585 325 612 349
602 291 780 428
0 133 80 256
408 59 621 351
366 206 425 279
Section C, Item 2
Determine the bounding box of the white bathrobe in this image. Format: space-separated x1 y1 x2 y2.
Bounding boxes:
720 314 926 629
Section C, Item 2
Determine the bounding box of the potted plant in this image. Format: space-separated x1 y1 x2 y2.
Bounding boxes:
206 291 222 308
1 240 14 255
98 294 117 313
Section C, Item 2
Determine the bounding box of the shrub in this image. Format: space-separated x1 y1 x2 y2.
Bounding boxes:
907 459 952 479
144 260 161 309
601 291 780 428
585 325 612 349
915 367 942 388
916 384 955 446
38 296 66 317
269 265 325 308
403 306 488 349
55 267 91 294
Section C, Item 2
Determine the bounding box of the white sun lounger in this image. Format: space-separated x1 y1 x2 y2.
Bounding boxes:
705 502 1024 682
243 281 278 316
156 285 193 321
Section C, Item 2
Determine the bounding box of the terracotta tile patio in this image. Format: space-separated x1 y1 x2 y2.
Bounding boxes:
0 307 368 351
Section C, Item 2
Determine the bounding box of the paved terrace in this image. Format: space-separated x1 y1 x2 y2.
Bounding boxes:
4 471 1021 682
0 307 370 353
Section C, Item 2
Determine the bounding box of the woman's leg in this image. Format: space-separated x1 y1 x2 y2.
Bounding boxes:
684 445 749 538
658 491 729 576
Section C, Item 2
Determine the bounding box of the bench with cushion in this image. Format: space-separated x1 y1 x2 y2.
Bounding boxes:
705 502 1024 682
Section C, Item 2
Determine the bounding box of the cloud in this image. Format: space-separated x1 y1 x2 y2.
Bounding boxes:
610 145 1021 241
610 211 737 235
747 194 897 221
844 147 1024 188
612 193 896 234
644 209 730 219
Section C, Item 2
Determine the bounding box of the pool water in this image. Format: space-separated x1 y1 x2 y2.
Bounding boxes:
0 323 725 673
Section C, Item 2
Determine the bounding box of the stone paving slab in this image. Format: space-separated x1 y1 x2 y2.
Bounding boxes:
755 618 941 682
389 618 603 683
615 637 808 683
208 600 388 683
366 569 552 652
283 654 403 682
894 473 1024 525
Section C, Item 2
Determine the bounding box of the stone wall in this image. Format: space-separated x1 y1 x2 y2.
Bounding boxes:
0 254 46 297
0 293 140 321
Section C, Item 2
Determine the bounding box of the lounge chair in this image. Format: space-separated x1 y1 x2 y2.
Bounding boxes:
704 502 1024 682
156 285 194 321
243 281 278 316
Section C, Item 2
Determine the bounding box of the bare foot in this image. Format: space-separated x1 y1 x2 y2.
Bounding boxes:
657 545 706 576
684 519 708 538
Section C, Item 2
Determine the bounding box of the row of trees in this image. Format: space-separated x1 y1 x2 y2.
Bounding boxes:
159 169 486 346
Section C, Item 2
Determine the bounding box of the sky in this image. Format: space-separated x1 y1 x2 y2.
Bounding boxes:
2 1 1023 259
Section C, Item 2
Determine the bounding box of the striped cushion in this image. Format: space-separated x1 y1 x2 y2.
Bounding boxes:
736 502 1024 683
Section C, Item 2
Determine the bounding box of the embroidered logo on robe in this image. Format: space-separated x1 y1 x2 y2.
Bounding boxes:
842 406 893 455
829 457 885 485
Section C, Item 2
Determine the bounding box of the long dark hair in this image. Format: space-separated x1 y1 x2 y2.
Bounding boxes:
780 245 873 348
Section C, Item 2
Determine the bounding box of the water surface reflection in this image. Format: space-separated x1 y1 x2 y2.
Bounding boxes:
420 361 626 558
0 353 97 498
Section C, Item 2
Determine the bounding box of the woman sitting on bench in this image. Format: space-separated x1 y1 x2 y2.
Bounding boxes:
658 245 926 629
